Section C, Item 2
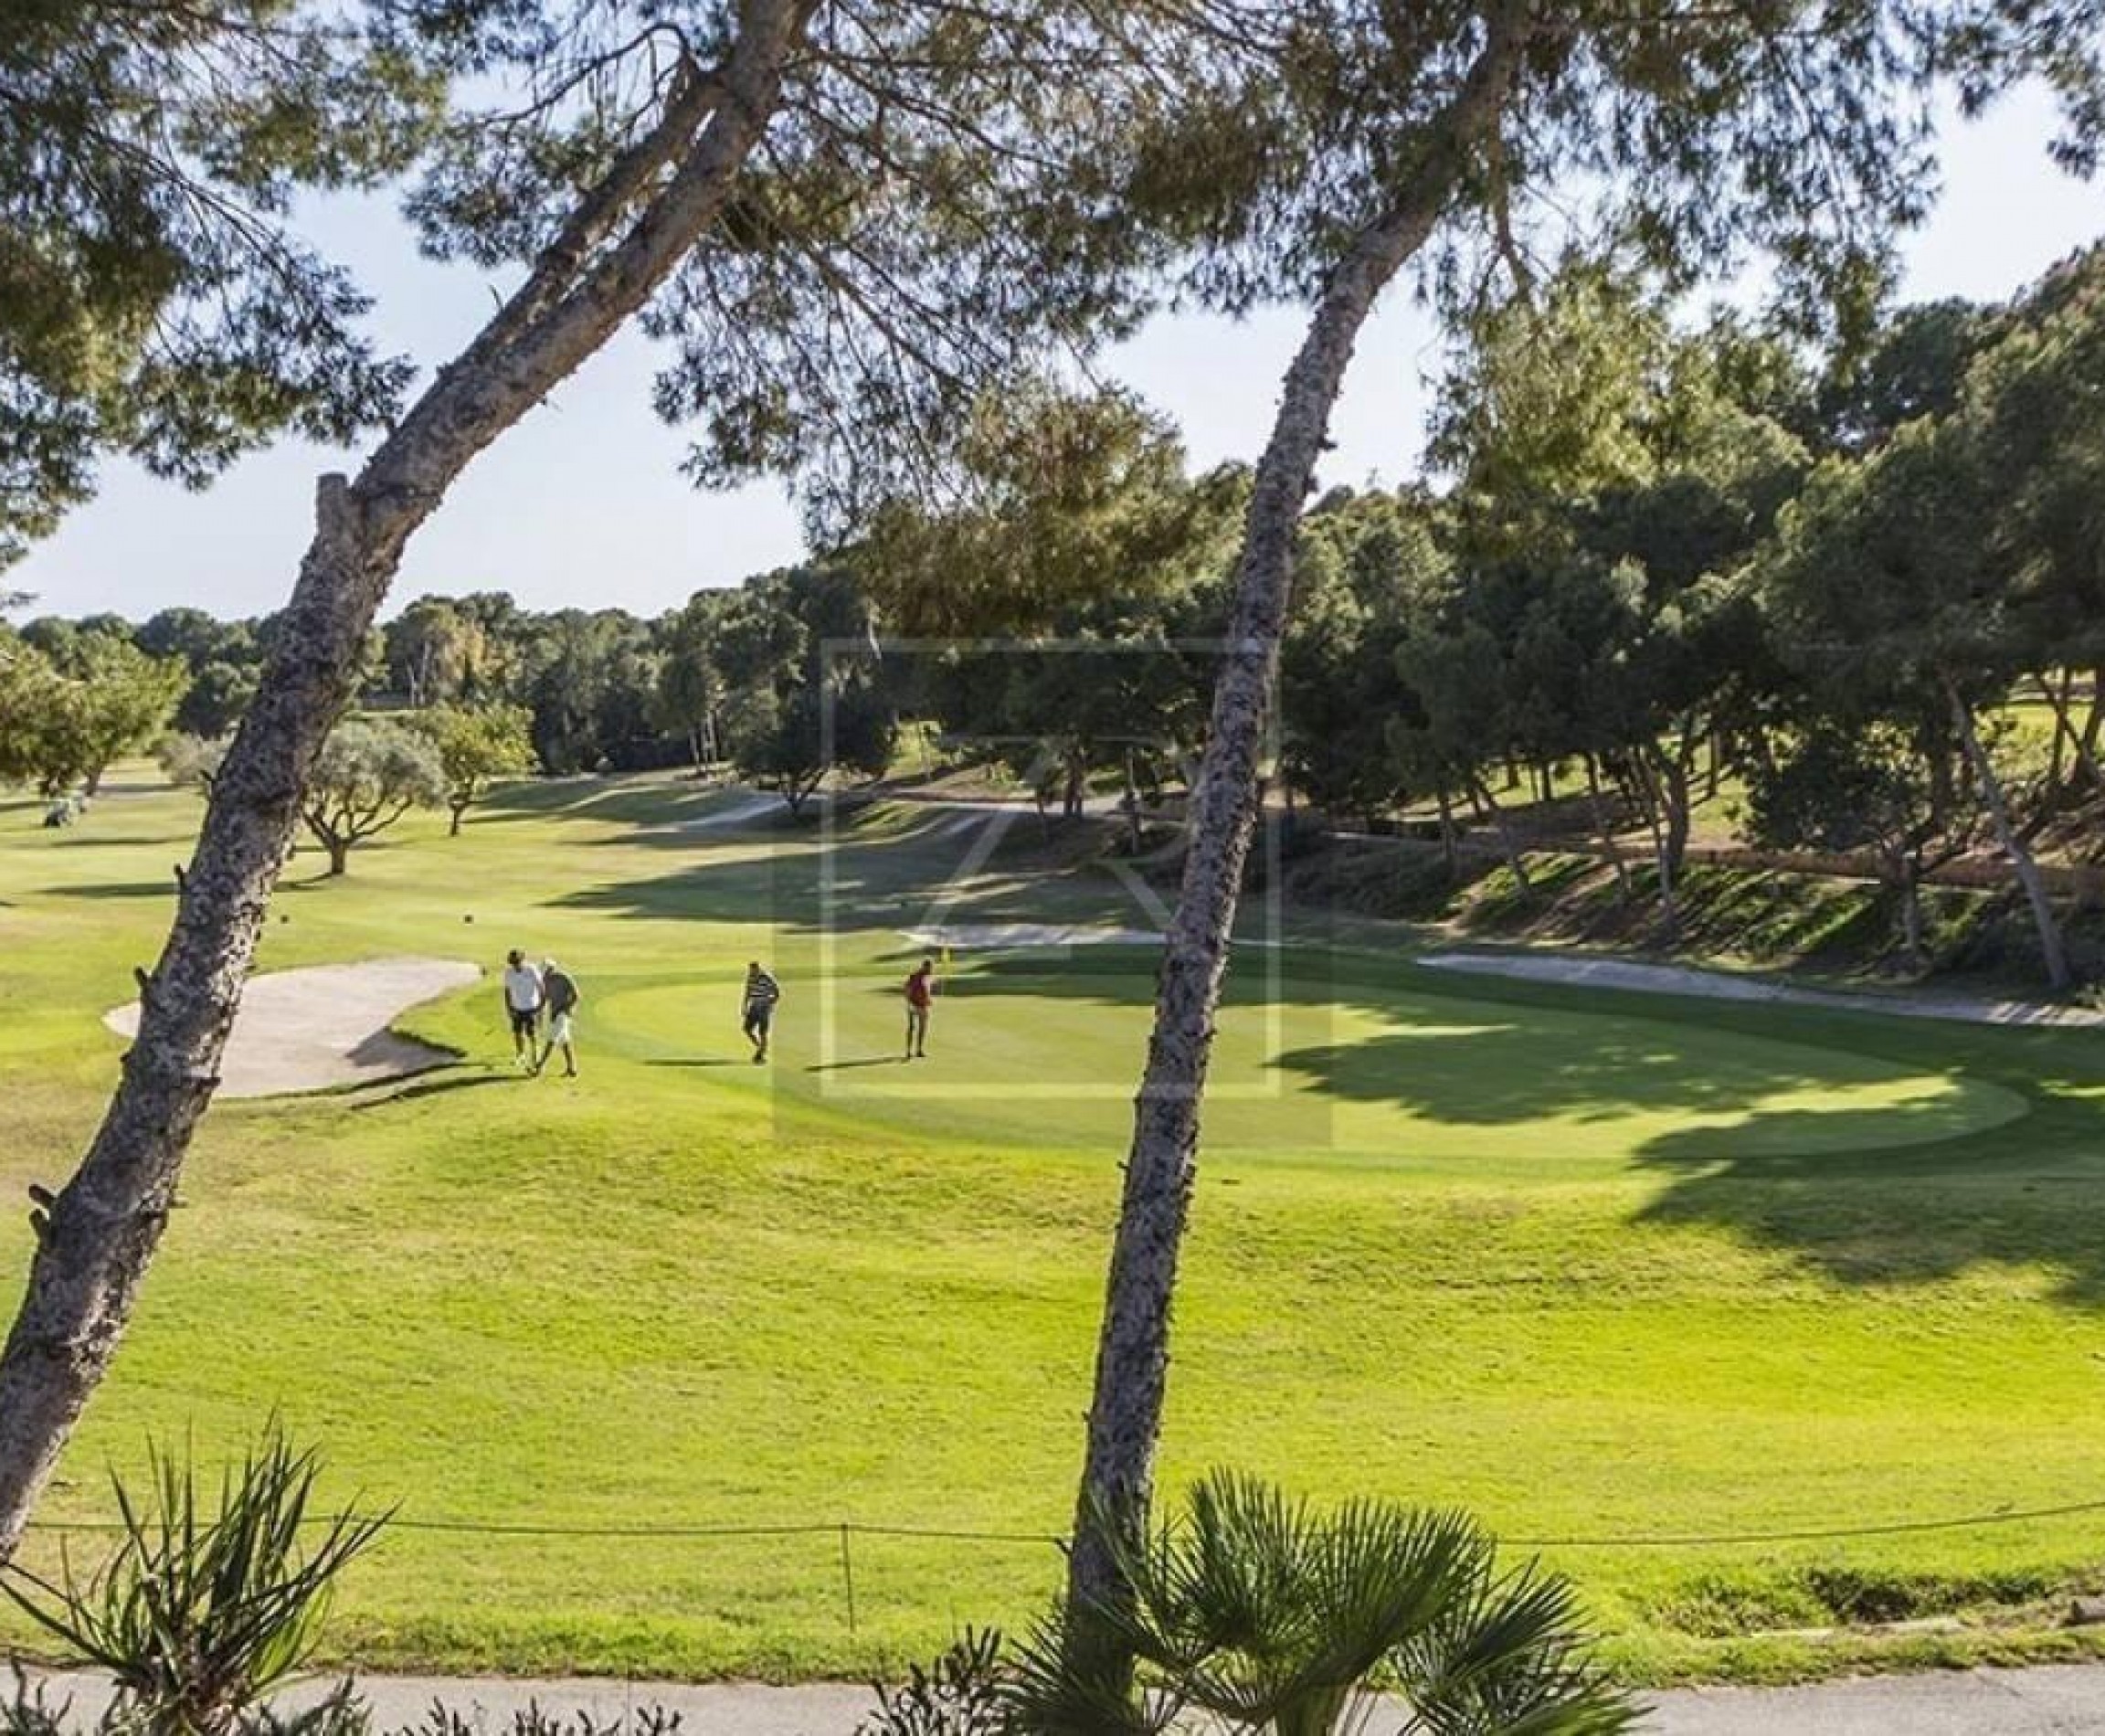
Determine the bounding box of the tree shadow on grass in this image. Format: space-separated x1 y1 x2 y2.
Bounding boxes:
967 955 2105 1304
39 832 187 851
477 777 758 830
56 880 176 900
532 789 2105 1303
549 811 1153 937
643 1057 748 1068
351 1071 519 1110
1267 1025 1852 1128
533 793 1190 939
1628 1087 2105 1304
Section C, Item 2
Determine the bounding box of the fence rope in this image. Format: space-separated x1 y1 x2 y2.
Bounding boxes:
19 1496 2105 1551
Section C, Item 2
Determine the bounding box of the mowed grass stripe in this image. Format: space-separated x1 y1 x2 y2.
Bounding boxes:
1 771 2103 1682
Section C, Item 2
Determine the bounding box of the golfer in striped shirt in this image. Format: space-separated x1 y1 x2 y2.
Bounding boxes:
742 961 781 1064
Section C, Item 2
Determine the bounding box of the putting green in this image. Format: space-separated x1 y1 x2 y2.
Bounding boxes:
590 967 2024 1167
2 771 2104 1688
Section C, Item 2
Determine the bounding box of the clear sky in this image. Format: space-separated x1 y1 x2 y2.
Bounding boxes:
13 83 2101 624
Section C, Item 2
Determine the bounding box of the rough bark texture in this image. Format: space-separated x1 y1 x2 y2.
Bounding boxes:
1063 2 1538 1630
1896 853 1925 969
0 0 809 1557
1948 682 2071 993
1586 755 1632 899
1663 755 1692 879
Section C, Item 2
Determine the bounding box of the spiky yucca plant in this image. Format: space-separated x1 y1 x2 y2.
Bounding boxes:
1 1429 388 1736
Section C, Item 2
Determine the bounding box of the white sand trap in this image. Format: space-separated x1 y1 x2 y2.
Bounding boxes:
1421 949 2105 1029
903 922 1160 951
105 957 481 1097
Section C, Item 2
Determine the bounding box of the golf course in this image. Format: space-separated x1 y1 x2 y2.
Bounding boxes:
5 769 2105 1687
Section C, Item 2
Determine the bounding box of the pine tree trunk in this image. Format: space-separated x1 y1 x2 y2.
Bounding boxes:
0 0 808 1558
1948 680 2070 992
2039 668 2102 795
1062 3 1537 1642
1468 770 1531 893
1652 820 1677 942
1663 755 1692 881
1634 756 1677 940
2047 674 2069 794
1895 852 1925 971
1586 755 1630 900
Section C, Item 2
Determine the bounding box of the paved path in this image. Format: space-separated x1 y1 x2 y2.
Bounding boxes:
102 957 479 1097
1422 947 2105 1030
901 921 1159 950
26 1663 2105 1733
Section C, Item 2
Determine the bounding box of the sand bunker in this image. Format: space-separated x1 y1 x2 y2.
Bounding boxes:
1421 949 2105 1029
902 922 1160 951
105 957 481 1098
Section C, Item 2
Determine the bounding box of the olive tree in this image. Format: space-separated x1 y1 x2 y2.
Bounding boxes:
0 632 184 800
408 703 538 832
298 720 447 875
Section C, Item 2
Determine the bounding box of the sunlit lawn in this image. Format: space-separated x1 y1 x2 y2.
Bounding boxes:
5 769 2105 1682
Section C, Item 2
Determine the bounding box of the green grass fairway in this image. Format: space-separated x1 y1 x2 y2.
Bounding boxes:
6 772 2105 1684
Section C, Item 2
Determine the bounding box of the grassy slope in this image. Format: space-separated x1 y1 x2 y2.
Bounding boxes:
5 773 2105 1683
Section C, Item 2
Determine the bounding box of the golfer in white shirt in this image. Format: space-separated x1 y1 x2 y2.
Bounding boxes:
502 948 545 1067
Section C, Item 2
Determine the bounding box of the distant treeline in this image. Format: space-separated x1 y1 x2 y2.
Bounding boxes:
5 247 2104 982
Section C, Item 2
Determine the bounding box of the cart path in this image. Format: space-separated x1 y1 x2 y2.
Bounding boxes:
23 1662 2105 1733
1421 947 2105 1029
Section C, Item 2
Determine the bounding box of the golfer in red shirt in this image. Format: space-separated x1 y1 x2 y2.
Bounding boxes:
904 957 936 1059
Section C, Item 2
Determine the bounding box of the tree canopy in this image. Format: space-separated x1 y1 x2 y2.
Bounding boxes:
298 718 446 874
0 0 442 563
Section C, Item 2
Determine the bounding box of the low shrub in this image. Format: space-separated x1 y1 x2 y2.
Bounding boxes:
0 1429 386 1736
855 1629 1007 1736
